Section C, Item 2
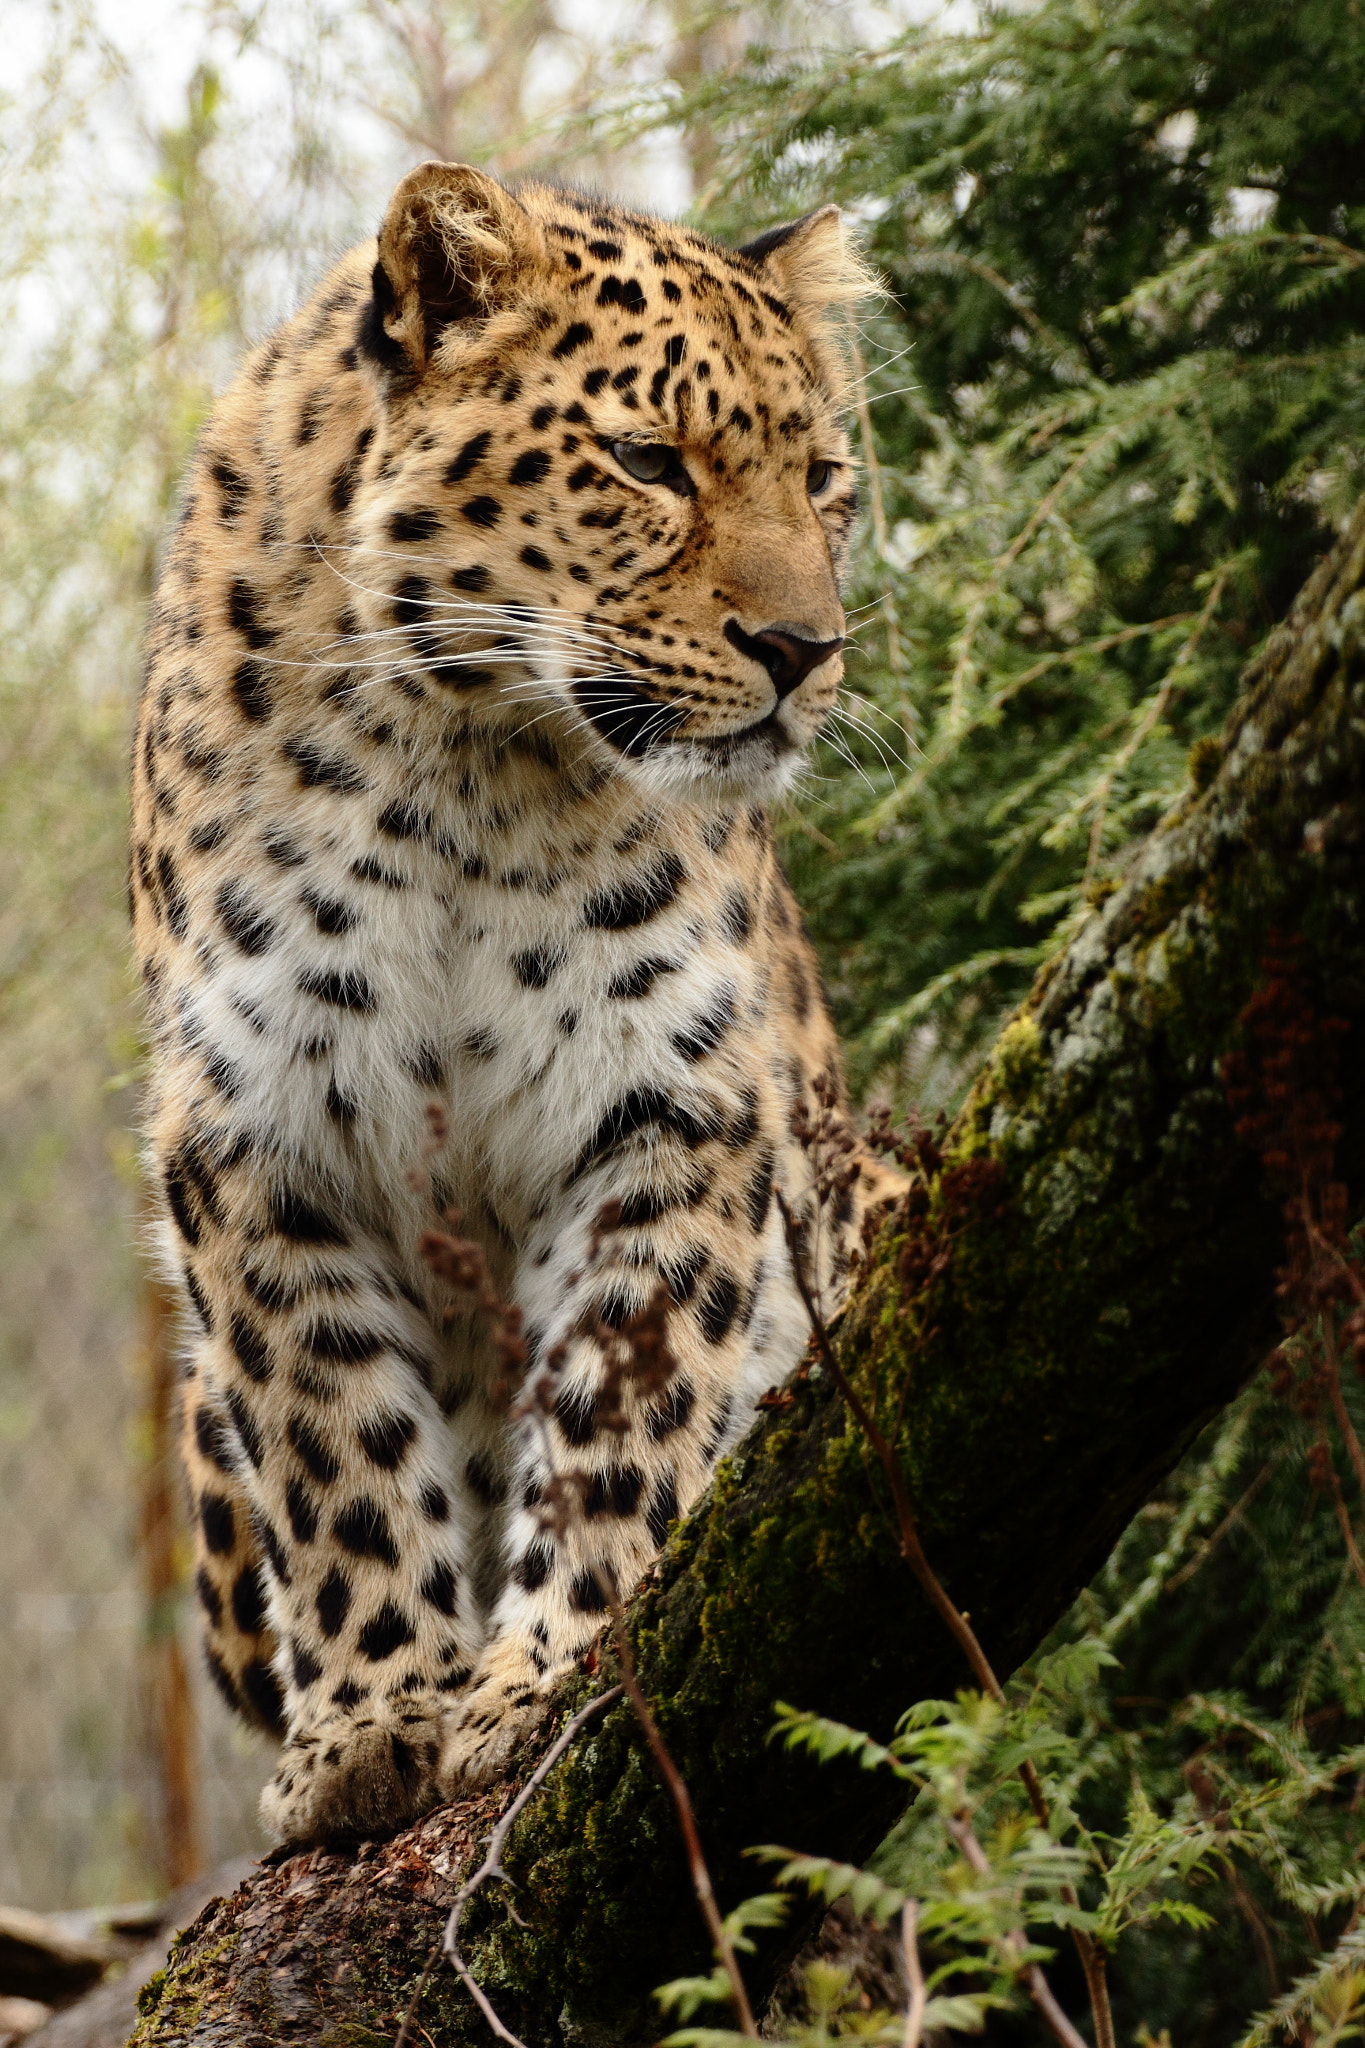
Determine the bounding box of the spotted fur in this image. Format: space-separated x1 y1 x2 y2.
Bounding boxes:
133 161 898 1848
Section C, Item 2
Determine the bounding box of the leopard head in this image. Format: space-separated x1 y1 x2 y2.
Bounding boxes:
350 161 876 800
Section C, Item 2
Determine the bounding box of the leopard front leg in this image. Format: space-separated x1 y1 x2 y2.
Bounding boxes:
439 1155 805 1790
165 1142 499 1844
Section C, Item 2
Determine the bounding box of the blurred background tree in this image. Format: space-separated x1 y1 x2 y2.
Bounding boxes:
3 0 1365 2038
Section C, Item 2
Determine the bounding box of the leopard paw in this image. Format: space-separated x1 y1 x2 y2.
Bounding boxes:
260 1696 444 1846
438 1675 554 1791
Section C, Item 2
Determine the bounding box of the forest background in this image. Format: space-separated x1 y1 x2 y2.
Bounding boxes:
3 0 1365 2042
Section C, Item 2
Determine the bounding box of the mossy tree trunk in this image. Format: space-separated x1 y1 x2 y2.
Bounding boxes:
131 502 1365 2048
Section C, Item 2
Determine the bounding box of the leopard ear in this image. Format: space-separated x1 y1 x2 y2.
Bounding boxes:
735 205 878 323
362 161 547 380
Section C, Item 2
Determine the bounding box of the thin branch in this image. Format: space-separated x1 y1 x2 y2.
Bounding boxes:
774 1185 1116 2048
900 1901 927 2048
599 1573 760 2038
394 1687 622 2048
945 1813 1090 2048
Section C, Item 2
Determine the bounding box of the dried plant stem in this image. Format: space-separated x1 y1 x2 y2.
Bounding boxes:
394 1687 621 2048
900 1901 927 2048
597 1570 759 2038
774 1187 1115 2048
945 1814 1089 2048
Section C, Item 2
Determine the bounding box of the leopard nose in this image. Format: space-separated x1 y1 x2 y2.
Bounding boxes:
724 620 845 701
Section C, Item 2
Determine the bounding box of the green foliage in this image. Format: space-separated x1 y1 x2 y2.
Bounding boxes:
655 0 1365 1097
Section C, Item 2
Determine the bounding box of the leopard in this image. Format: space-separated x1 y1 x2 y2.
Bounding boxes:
130 158 901 1850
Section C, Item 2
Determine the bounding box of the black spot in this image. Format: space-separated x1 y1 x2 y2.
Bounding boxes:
569 1568 610 1613
566 461 598 491
597 275 647 315
358 1601 416 1661
464 1452 506 1505
647 1378 695 1440
298 967 376 1012
461 496 501 529
520 544 552 571
317 1567 353 1637
209 455 249 520
195 1566 223 1626
292 1642 323 1690
253 1514 290 1584
226 1387 264 1469
227 577 277 648
698 1270 741 1345
308 1321 384 1365
513 942 566 989
200 1491 235 1555
156 849 189 939
390 507 441 543
378 799 431 841
285 737 367 794
616 1174 709 1226
745 1151 776 1232
727 1086 760 1151
552 321 593 358
421 1482 450 1521
271 1188 345 1245
451 564 490 593
585 1466 643 1517
718 890 752 946
184 1269 214 1332
660 278 682 304
232 658 272 722
554 1382 599 1447
510 449 552 487
583 853 685 931
242 1660 286 1732
359 1409 417 1467
325 1076 357 1127
672 985 736 1062
194 1405 235 1474
572 1084 721 1178
421 1561 459 1615
661 1245 708 1302
229 1313 273 1384
335 1497 400 1568
217 882 275 956
303 888 360 936
204 1645 239 1714
587 238 623 260
286 1478 318 1543
331 1677 366 1707
583 367 610 396
646 1475 680 1546
445 431 493 488
289 1414 341 1484
514 1543 554 1591
232 1563 268 1635
606 955 676 1001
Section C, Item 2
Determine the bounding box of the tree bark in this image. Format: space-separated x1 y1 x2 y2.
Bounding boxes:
129 500 1365 2048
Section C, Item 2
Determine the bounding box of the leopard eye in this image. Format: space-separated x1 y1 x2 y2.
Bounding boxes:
807 459 835 497
612 441 680 485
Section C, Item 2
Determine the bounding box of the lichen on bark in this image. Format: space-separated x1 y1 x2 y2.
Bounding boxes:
130 498 1365 2048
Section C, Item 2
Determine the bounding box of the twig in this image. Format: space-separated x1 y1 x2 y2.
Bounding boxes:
945 1813 1090 2048
900 1900 927 2048
394 1688 621 2048
598 1570 760 2037
774 1185 1116 2048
